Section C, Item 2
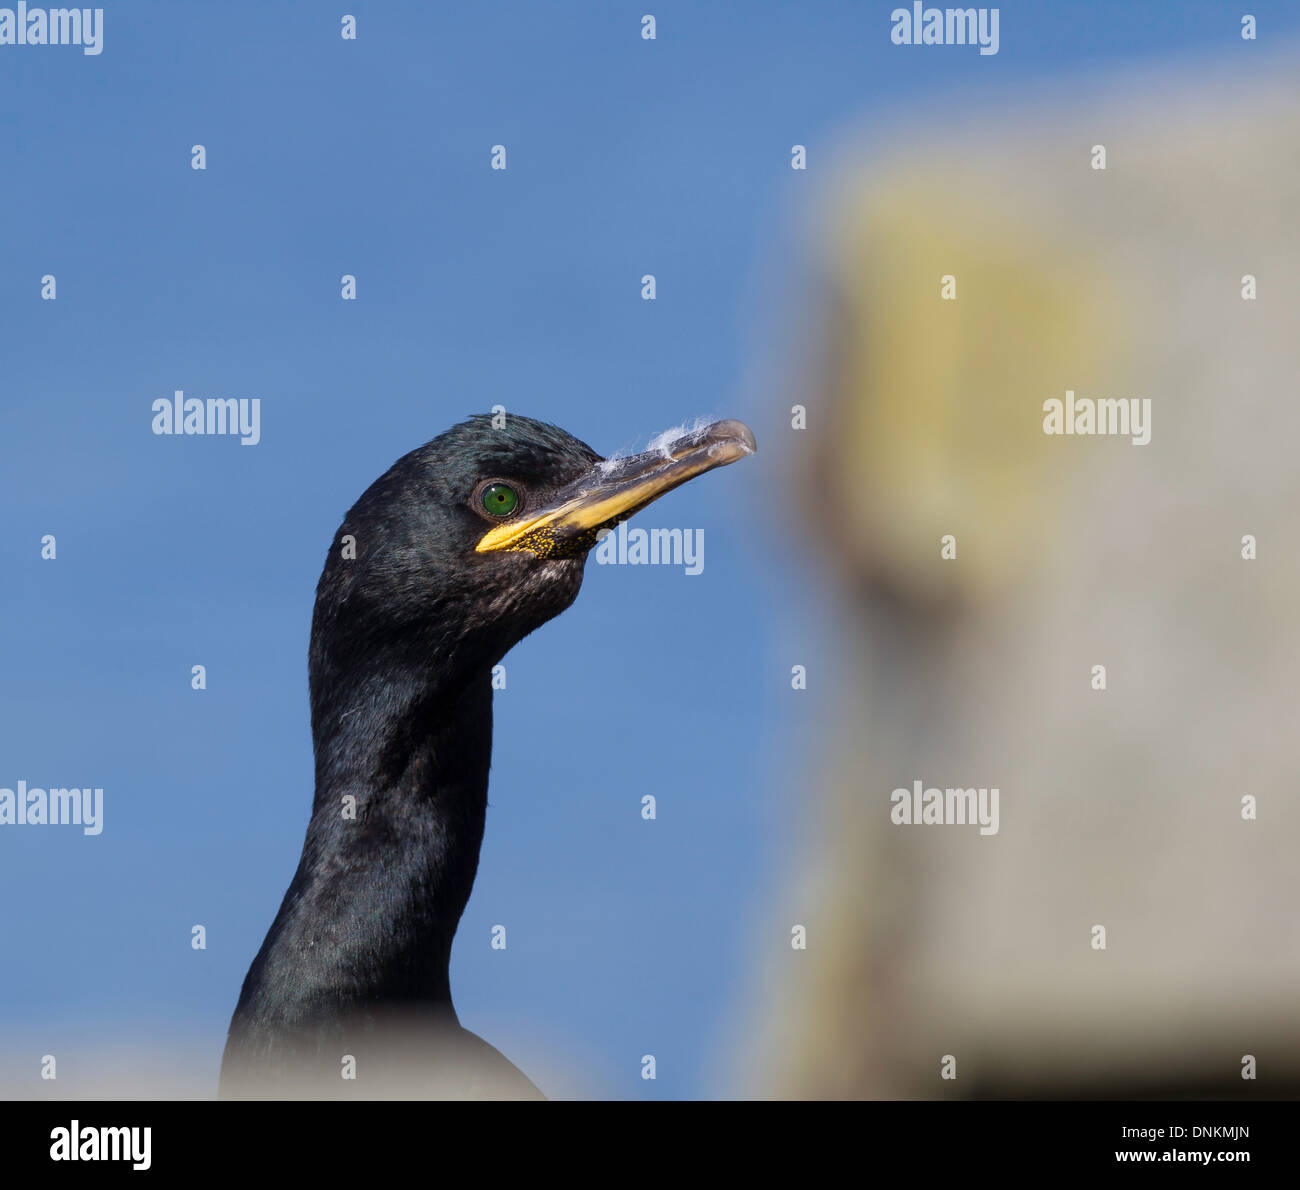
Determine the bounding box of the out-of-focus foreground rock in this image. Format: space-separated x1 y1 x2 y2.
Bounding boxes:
749 53 1300 1098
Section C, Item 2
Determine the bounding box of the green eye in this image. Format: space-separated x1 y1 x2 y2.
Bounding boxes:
482 483 519 517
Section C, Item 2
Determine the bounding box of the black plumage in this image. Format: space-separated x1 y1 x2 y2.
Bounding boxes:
219 413 754 1099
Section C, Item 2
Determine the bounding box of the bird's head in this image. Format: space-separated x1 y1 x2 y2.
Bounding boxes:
309 414 756 713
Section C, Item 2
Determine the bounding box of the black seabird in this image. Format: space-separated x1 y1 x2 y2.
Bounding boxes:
219 413 756 1098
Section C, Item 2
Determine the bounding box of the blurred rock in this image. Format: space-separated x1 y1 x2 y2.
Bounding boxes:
753 52 1300 1098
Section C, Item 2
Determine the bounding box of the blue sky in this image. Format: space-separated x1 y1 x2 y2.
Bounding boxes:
2 1 1296 1098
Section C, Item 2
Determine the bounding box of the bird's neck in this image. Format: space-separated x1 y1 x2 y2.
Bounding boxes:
233 667 494 1035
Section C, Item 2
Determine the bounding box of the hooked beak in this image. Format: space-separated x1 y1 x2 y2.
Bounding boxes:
475 419 757 558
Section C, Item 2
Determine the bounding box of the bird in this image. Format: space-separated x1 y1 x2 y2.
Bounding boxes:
218 412 756 1099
